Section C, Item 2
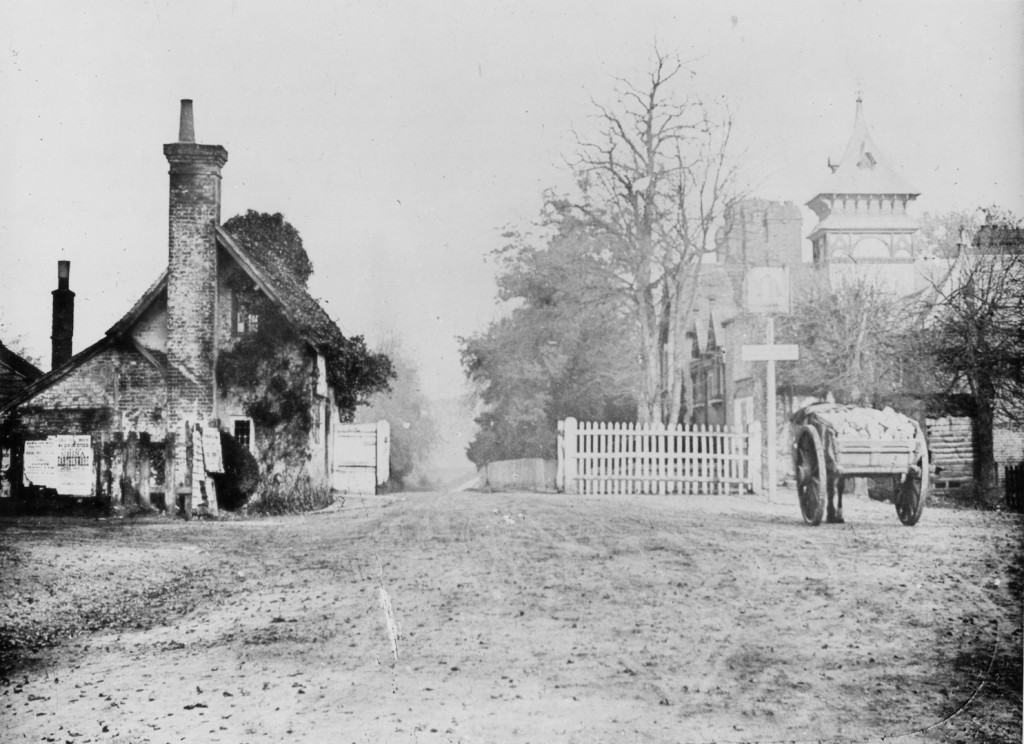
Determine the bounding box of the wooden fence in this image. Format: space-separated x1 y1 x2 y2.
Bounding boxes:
557 418 761 495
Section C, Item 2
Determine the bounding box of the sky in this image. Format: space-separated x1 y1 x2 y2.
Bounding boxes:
2 0 1022 401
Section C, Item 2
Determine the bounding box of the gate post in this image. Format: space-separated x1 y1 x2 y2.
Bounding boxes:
556 420 565 491
563 417 578 494
375 420 391 487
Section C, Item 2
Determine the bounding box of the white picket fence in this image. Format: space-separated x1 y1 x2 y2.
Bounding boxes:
556 417 762 495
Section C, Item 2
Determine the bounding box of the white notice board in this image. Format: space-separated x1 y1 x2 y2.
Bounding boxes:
21 436 94 496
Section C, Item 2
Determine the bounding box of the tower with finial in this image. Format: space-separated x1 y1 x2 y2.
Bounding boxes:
806 96 920 294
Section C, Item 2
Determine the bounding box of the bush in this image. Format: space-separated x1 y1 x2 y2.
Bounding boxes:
213 431 260 511
244 473 334 516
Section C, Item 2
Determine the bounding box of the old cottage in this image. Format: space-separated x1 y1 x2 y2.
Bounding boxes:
0 101 366 513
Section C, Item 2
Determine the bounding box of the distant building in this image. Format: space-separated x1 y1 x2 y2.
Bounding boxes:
689 198 803 428
806 97 922 295
686 100 1023 493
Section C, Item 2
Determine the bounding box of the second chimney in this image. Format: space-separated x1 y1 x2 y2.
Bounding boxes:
51 260 74 369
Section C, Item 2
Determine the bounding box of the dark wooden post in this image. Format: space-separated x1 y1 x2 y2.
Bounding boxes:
112 432 125 508
164 432 176 516
125 431 140 508
138 433 152 510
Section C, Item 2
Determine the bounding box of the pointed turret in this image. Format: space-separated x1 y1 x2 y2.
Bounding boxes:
806 97 921 294
811 97 917 199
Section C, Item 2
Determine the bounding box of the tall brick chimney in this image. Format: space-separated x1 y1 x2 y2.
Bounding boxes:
163 100 227 490
50 260 74 369
163 99 227 411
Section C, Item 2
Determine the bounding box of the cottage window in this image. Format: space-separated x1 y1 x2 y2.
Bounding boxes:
232 418 255 455
232 292 260 336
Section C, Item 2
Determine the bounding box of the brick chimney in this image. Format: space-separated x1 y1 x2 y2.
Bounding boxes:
51 260 74 369
163 99 228 414
163 100 227 491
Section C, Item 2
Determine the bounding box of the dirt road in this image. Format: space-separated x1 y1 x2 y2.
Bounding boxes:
1 490 1021 743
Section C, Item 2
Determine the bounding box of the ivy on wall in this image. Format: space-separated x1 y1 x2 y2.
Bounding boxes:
216 294 315 472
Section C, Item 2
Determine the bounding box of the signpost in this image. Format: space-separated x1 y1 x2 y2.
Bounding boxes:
742 268 799 502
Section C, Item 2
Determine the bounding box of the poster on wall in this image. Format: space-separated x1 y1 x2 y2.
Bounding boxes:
21 436 95 497
23 439 56 487
53 435 95 496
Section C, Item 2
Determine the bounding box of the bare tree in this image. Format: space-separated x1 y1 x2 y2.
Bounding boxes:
917 211 1024 494
547 50 740 424
777 274 916 406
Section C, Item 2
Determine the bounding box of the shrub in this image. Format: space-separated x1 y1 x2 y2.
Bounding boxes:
244 473 335 516
213 431 260 511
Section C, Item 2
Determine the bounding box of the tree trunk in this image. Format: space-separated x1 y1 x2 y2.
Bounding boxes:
973 383 998 501
636 299 661 425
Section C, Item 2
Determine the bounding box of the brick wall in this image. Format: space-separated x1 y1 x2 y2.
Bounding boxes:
164 142 226 413
14 344 167 439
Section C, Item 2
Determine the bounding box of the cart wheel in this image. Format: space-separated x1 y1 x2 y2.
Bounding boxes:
896 448 928 526
795 427 826 526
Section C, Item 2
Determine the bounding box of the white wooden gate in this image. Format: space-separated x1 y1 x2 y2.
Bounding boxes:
557 417 761 495
332 420 390 494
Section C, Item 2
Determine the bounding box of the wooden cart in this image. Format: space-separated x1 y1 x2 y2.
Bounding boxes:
791 404 928 526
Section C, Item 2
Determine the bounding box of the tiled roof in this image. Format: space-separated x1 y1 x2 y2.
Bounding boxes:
0 337 115 414
0 342 44 382
809 99 918 198
100 228 347 358
215 227 346 352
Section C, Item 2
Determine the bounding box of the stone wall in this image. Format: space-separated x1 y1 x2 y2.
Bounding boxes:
717 198 804 269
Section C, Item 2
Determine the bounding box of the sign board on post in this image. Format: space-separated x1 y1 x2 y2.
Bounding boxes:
201 428 224 474
741 344 800 362
741 317 800 503
744 266 791 315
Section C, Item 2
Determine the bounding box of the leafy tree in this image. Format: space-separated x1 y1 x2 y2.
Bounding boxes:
0 323 43 369
224 210 314 286
914 208 1024 495
322 337 394 422
461 225 637 466
776 274 916 406
356 337 438 488
547 49 740 424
